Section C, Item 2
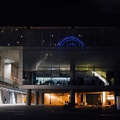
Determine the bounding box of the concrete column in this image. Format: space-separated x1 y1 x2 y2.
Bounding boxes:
77 93 81 104
27 71 32 85
9 91 16 104
21 93 24 104
26 89 31 106
0 90 3 104
69 57 75 107
34 91 39 105
0 56 2 107
17 93 24 104
21 94 25 104
70 58 75 85
40 92 44 105
0 57 4 82
114 90 120 110
100 93 103 105
114 57 120 110
83 93 86 105
70 89 75 107
32 71 36 85
75 93 77 104
18 48 23 85
114 57 120 85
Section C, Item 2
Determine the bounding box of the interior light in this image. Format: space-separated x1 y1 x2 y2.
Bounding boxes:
0 87 26 94
16 41 19 44
5 59 15 63
103 91 106 105
1 30 4 33
92 71 109 86
107 95 114 100
8 43 10 46
79 34 82 37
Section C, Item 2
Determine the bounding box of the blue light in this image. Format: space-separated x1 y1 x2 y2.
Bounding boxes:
57 36 84 47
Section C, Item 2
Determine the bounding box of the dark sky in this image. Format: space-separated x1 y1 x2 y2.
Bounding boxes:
0 0 120 27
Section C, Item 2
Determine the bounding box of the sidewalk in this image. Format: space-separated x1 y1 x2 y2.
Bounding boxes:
0 104 120 120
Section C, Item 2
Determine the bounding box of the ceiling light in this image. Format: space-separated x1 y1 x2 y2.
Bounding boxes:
5 59 15 64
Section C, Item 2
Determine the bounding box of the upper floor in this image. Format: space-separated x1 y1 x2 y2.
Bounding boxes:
0 27 120 91
0 26 120 48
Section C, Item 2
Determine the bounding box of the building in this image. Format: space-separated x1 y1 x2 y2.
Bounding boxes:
0 26 120 109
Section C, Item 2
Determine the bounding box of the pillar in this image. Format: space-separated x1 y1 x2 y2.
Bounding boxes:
69 57 75 106
0 57 4 104
9 91 16 104
70 57 75 85
32 71 36 85
40 92 44 105
26 89 31 106
27 71 32 85
100 93 103 105
21 93 24 104
83 93 86 105
0 57 4 82
114 90 120 110
34 91 39 105
70 89 75 106
17 93 24 104
75 93 77 104
0 90 3 104
114 57 120 85
114 57 120 110
18 48 23 85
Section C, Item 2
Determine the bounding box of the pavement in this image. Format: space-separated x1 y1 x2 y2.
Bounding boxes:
0 104 120 120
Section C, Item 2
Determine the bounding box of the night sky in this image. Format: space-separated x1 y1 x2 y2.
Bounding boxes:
0 0 120 27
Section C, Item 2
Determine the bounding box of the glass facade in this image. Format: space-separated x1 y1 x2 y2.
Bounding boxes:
0 27 120 107
0 27 120 86
17 27 119 86
0 27 119 47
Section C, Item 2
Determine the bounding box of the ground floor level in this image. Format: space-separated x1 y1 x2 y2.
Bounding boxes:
1 88 120 110
26 90 115 107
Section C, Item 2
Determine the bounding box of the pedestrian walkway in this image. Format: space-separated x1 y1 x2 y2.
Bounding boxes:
0 104 120 120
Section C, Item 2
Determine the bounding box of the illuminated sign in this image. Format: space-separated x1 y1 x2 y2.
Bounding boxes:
57 36 84 47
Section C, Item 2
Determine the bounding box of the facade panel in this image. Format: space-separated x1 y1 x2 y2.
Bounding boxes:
0 27 120 109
